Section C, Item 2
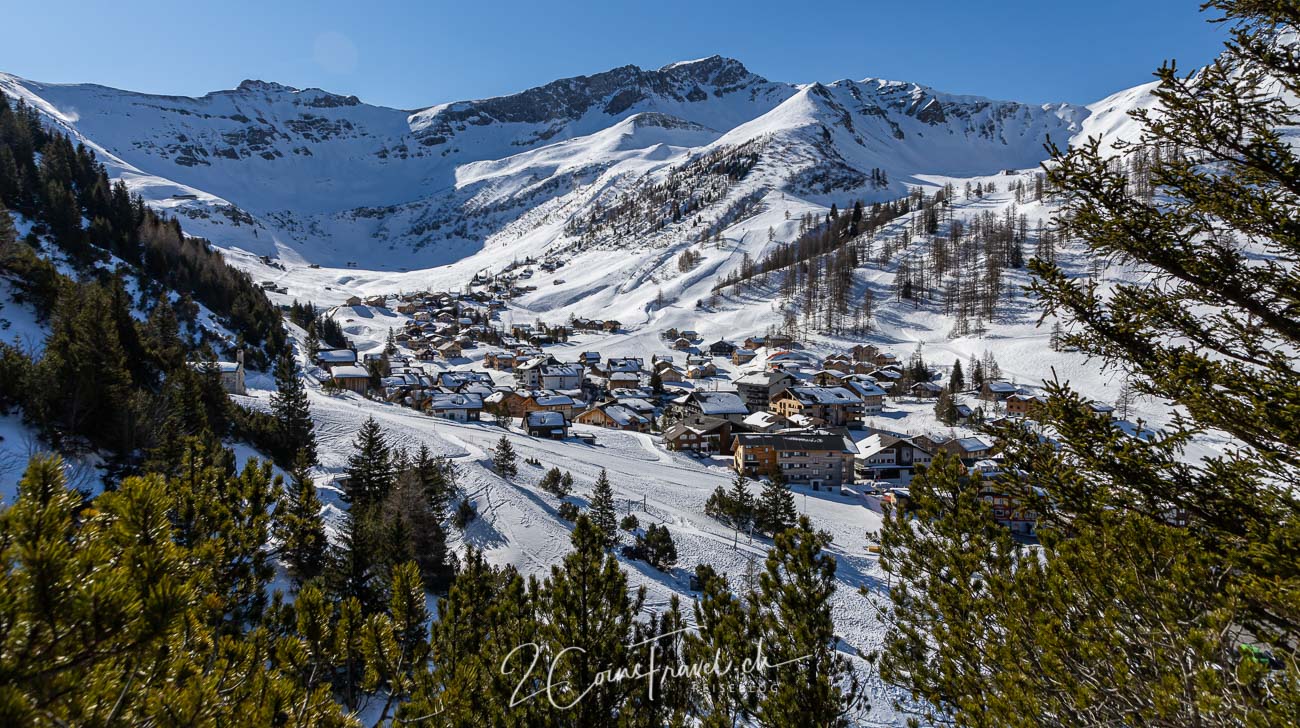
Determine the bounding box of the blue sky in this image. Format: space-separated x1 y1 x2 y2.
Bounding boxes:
5 0 1227 108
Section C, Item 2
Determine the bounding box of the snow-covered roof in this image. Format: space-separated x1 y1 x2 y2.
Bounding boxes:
734 430 857 454
526 411 566 427
318 349 357 363
682 391 748 415
331 365 369 379
785 386 863 405
427 393 483 410
601 404 647 427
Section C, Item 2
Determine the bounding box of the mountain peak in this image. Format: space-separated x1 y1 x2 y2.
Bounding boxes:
234 79 300 94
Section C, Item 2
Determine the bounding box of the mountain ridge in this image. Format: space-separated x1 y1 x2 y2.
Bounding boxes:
0 57 1143 270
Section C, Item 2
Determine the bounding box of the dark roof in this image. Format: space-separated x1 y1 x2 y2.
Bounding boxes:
664 415 730 440
733 431 852 452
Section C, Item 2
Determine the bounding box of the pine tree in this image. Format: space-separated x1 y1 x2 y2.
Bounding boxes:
948 358 965 392
270 348 316 464
491 434 518 477
342 417 394 507
685 565 758 726
169 440 276 632
884 4 1300 722
753 517 862 726
273 452 328 586
727 471 754 530
588 468 617 547
637 523 678 571
754 478 797 536
540 516 643 725
934 388 958 426
0 453 348 724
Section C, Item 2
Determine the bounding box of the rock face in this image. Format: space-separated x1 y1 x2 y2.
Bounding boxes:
0 58 1100 268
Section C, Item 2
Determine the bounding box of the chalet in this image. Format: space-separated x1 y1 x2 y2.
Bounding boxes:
707 340 736 357
345 296 363 307
574 402 650 432
330 365 370 394
602 320 621 332
686 362 717 379
811 370 847 387
609 371 641 389
855 433 934 484
743 336 767 350
849 343 879 363
672 337 694 351
605 357 644 375
532 392 578 419
425 393 483 422
526 411 569 439
670 391 750 425
664 416 732 454
1089 400 1117 417
734 370 796 411
741 411 794 433
821 354 853 373
935 437 994 464
766 334 795 349
980 380 1019 401
578 351 602 367
191 350 246 395
1006 393 1047 417
770 386 865 428
437 371 492 390
732 430 858 491
731 348 757 365
910 381 944 398
655 366 685 384
976 468 1040 534
437 341 463 360
954 403 974 423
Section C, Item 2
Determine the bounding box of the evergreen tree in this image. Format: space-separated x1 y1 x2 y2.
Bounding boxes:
754 477 798 536
934 388 959 426
0 454 348 725
948 358 965 392
685 565 759 727
637 523 678 571
753 517 863 727
270 347 316 464
883 4 1300 723
492 434 518 477
168 440 276 632
380 463 457 593
540 516 643 725
727 471 754 530
588 468 618 547
342 417 394 507
273 452 328 586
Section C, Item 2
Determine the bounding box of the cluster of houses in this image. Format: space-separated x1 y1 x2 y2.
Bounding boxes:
304 289 1145 535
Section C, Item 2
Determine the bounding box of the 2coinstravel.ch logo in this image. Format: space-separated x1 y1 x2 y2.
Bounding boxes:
502 627 810 709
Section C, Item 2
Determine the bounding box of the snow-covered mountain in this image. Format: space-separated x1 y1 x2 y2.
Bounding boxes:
0 57 1114 269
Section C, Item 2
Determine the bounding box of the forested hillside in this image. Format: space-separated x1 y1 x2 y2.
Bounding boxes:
0 93 286 474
